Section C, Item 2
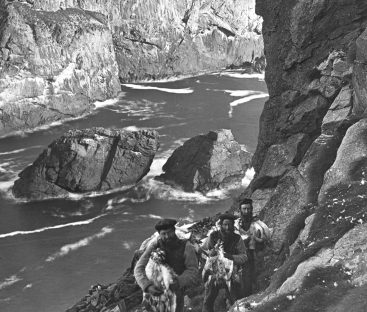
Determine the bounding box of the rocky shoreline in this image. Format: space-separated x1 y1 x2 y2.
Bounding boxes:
0 0 263 136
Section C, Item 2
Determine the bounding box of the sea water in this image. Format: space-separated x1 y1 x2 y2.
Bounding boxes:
0 71 267 312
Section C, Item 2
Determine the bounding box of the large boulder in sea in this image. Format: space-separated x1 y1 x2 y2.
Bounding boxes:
157 129 251 193
12 128 159 200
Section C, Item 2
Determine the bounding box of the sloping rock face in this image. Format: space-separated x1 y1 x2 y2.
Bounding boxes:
0 0 263 135
0 1 121 135
157 129 252 193
12 128 159 200
30 0 263 81
232 1 367 311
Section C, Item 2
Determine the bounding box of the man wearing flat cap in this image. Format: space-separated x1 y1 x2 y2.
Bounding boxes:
201 213 247 312
134 218 199 312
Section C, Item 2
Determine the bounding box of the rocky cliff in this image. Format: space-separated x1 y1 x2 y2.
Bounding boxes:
0 0 263 136
234 1 367 311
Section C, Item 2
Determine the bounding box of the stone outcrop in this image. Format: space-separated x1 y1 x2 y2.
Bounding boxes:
12 127 159 200
0 0 263 135
157 129 251 193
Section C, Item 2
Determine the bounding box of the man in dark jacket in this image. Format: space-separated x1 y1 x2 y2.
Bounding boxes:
134 218 198 312
201 213 247 312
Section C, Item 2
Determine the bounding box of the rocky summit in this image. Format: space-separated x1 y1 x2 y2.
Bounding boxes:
12 128 159 200
0 0 263 136
157 129 252 193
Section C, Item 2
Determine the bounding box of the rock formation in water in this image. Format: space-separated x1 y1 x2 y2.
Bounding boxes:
157 129 252 193
231 1 367 311
0 0 263 136
12 128 159 200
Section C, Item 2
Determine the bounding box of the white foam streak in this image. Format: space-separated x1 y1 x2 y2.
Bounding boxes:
0 177 17 195
46 226 113 262
242 167 255 187
23 284 33 290
219 72 265 80
0 146 42 156
122 241 135 250
0 275 22 290
93 98 120 109
123 84 193 94
224 90 260 97
0 215 105 239
230 93 269 107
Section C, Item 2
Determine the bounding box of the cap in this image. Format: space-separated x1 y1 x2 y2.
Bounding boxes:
218 213 236 222
239 198 253 206
155 218 177 232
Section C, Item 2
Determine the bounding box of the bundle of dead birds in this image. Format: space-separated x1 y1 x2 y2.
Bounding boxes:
202 242 234 290
144 248 177 312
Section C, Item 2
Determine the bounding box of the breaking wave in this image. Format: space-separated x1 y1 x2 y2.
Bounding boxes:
0 274 22 291
0 215 106 239
122 84 194 94
218 72 265 80
45 226 113 262
229 93 269 107
0 146 43 156
93 97 121 109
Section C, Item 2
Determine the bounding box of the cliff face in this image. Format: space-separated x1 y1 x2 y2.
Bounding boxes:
0 1 121 135
0 0 263 136
32 0 263 81
238 1 367 310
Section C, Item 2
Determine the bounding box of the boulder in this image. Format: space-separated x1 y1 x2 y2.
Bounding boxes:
257 133 312 180
321 85 353 134
260 168 309 252
157 129 251 193
319 118 367 204
12 128 159 200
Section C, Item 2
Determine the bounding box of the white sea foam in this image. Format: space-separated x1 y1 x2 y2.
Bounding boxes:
242 167 255 187
224 90 261 97
93 98 120 109
0 145 43 156
23 284 33 290
123 126 141 132
229 93 269 107
228 93 268 117
0 275 22 290
219 72 265 80
145 179 228 203
122 84 194 94
0 177 17 196
122 241 135 250
46 226 113 262
0 215 105 239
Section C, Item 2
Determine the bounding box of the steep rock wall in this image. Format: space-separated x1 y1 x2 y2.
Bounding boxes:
236 1 367 311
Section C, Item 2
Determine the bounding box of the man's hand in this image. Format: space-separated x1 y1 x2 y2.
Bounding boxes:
146 285 163 296
169 277 180 292
223 252 233 260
